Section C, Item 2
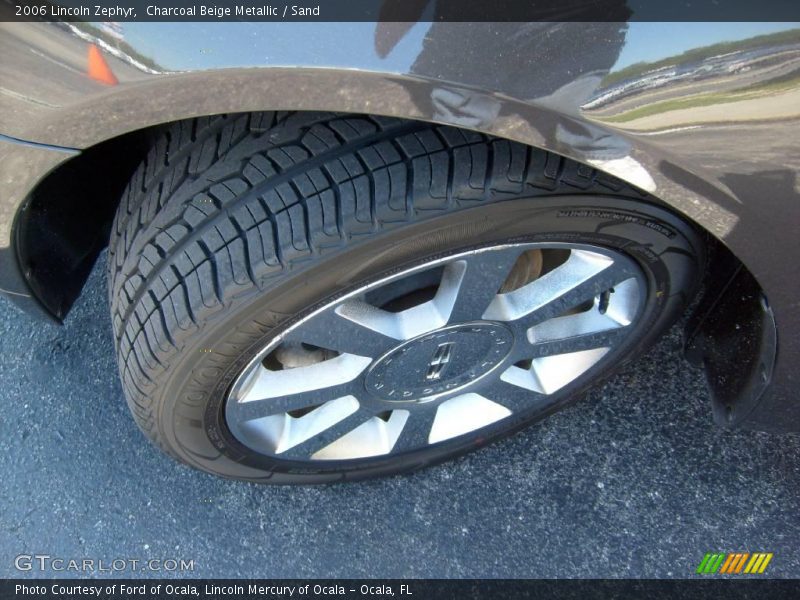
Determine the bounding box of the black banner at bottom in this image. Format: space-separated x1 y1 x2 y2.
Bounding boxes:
4 579 800 600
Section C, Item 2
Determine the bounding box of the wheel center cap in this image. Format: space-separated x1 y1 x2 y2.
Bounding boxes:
364 322 514 403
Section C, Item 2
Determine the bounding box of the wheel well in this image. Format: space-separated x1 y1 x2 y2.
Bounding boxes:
14 125 160 319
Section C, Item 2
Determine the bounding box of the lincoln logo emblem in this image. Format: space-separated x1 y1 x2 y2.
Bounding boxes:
425 342 454 381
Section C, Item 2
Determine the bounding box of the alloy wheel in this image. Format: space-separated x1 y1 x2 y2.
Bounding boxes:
225 242 645 462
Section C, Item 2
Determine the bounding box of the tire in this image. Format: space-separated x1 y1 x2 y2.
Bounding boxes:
107 111 704 483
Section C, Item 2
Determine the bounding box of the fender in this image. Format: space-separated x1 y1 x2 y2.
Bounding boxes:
0 21 797 430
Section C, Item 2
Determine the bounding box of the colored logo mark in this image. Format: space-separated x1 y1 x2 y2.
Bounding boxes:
696 552 773 574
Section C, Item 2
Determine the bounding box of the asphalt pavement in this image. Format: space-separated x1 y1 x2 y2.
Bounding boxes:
1 254 799 579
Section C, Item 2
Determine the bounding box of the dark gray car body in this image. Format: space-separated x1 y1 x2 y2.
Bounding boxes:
0 20 798 432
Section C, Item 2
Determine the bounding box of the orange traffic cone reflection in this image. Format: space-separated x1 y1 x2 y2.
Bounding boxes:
87 44 118 86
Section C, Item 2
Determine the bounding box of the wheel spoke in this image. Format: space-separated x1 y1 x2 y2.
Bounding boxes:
521 326 629 360
514 306 634 360
391 407 438 452
502 347 610 395
280 406 375 459
233 380 357 421
441 248 523 323
478 377 547 413
282 300 399 358
234 350 369 400
485 249 637 330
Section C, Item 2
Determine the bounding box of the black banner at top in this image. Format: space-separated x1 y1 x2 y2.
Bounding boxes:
3 0 800 22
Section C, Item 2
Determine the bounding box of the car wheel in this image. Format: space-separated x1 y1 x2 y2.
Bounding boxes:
107 111 704 483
